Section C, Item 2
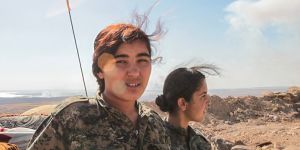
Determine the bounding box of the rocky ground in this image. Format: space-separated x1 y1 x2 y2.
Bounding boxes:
1 87 300 150
146 86 300 150
205 86 300 150
198 120 300 150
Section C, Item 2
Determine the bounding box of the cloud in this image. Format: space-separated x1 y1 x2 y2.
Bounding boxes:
222 0 300 88
225 0 300 31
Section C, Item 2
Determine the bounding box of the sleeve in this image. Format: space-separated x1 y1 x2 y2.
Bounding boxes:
26 97 90 150
144 111 171 149
191 128 212 150
26 114 69 150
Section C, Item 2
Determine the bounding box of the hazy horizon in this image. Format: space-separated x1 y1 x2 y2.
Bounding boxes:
0 86 291 100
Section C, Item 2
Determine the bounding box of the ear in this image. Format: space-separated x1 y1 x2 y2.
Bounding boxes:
97 72 104 79
177 97 188 111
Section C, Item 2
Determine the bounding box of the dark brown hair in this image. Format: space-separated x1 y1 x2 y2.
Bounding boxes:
155 65 220 114
92 14 165 93
92 24 150 93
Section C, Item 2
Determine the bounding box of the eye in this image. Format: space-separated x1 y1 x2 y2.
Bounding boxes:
137 58 150 65
200 94 207 100
116 60 127 64
116 60 128 67
138 59 149 63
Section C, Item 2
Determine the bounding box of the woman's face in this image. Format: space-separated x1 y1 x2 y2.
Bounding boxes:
184 79 209 122
97 40 151 102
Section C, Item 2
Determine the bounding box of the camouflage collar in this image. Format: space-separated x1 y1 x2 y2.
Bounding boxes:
164 121 197 138
137 102 153 118
95 92 151 119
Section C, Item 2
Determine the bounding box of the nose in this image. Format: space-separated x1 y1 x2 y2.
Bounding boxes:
127 64 140 77
206 95 211 105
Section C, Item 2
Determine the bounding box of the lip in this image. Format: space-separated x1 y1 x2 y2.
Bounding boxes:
125 82 141 88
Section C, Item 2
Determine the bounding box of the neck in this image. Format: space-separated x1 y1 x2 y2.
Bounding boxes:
102 93 138 125
168 113 189 129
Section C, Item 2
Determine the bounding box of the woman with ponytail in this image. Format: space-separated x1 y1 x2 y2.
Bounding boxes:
156 65 219 150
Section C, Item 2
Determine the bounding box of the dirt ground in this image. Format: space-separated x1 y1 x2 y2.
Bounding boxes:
146 86 300 150
1 87 300 150
192 120 300 150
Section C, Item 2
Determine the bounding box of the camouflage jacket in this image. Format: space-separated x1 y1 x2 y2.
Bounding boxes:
164 122 211 150
27 95 170 150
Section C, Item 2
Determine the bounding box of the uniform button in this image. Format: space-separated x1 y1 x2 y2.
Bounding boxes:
135 130 139 135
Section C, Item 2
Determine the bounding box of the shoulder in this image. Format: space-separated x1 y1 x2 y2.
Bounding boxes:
192 127 210 142
190 127 212 149
139 102 164 124
53 96 100 115
27 97 103 149
53 96 104 124
139 103 167 135
190 128 212 150
53 96 96 115
138 103 171 146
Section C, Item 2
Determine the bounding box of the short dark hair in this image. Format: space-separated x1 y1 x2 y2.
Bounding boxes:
155 65 220 114
92 14 165 93
92 23 151 93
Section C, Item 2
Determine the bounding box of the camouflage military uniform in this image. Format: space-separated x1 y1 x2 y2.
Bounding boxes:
164 122 211 150
27 94 170 150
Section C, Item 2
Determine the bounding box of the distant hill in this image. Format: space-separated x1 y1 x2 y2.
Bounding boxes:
0 97 67 104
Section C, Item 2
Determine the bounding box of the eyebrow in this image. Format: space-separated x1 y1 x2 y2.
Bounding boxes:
137 53 150 58
114 52 150 59
199 91 207 95
114 54 128 59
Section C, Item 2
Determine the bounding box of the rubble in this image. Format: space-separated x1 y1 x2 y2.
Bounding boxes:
1 86 300 149
204 87 300 125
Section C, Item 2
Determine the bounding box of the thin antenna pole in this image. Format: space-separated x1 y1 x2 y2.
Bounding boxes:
65 0 88 97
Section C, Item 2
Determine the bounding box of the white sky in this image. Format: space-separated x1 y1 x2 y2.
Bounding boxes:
0 0 299 91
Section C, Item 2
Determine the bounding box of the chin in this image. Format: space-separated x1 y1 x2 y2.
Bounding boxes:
195 116 205 122
198 118 204 122
126 89 145 100
124 93 142 101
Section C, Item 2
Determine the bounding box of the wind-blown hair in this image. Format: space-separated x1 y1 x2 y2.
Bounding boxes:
155 64 220 114
92 12 166 93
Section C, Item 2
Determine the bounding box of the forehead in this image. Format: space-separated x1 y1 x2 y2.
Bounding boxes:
194 79 207 94
115 40 150 56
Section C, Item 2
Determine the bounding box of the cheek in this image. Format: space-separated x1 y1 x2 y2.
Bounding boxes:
195 102 206 115
201 101 208 111
149 65 152 75
101 59 116 73
186 104 202 121
102 70 124 89
191 103 205 121
103 66 125 79
187 104 198 114
141 65 151 79
111 80 126 95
